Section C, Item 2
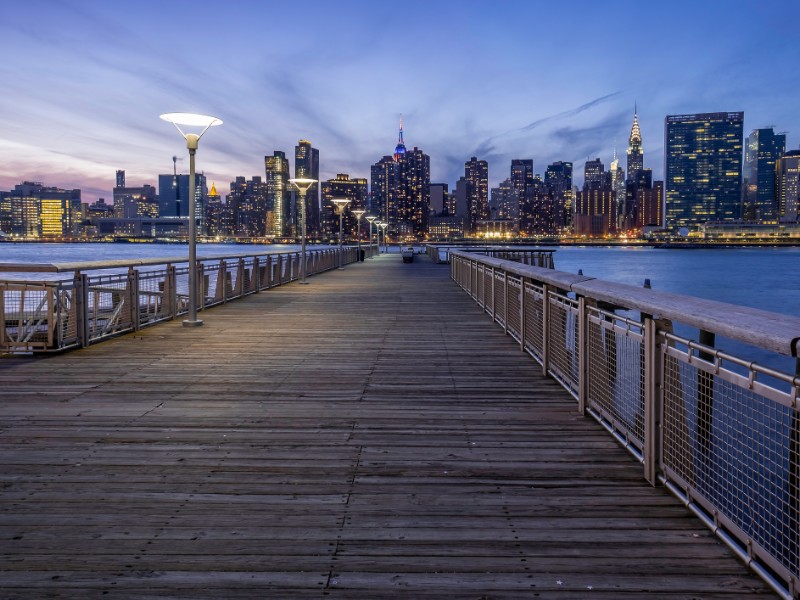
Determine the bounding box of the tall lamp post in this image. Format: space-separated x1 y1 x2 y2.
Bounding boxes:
380 222 388 254
352 209 365 261
375 221 383 254
365 215 377 258
330 198 351 269
288 178 317 284
160 112 223 327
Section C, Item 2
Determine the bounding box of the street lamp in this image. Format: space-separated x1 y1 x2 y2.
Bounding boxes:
160 112 223 327
375 220 383 254
365 215 377 258
352 209 365 262
330 198 351 269
288 178 317 284
380 222 388 254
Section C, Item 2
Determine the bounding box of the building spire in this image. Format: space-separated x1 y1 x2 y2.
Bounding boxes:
393 114 407 162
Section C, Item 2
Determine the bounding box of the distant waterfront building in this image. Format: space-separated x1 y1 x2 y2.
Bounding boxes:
637 181 664 229
430 183 449 215
205 183 224 237
545 161 573 232
225 175 268 238
509 159 533 230
626 110 644 181
265 151 290 238
610 150 626 229
428 213 465 240
370 121 430 241
157 172 207 222
464 156 489 234
665 112 744 230
320 174 368 240
113 171 158 219
492 178 519 223
574 160 615 237
2 182 81 239
295 140 320 237
776 149 800 222
743 128 786 222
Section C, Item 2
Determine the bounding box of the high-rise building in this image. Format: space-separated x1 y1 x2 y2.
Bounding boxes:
430 183 449 215
370 121 430 240
4 182 81 239
626 109 644 181
776 149 800 222
265 151 290 238
465 156 489 234
610 150 626 229
225 176 268 238
637 181 664 229
665 112 744 230
205 182 224 237
157 172 207 220
545 161 573 232
583 158 604 189
744 128 786 222
295 140 320 237
113 171 158 219
574 159 615 236
321 174 368 239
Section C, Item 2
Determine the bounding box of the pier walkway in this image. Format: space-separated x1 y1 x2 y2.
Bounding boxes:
0 253 775 598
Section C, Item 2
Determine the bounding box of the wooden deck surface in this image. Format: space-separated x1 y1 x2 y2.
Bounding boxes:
0 253 776 598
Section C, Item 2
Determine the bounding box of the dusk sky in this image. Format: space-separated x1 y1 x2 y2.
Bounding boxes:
2 0 799 203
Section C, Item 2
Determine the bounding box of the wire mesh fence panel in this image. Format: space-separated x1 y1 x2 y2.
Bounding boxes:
523 281 544 363
85 274 133 342
547 292 580 399
1 283 57 351
586 308 646 453
506 277 522 342
137 269 171 326
494 271 505 326
661 338 800 589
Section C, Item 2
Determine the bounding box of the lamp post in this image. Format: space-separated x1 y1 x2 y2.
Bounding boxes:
375 221 383 254
352 209 365 261
330 198 351 269
288 178 317 284
365 215 377 257
160 112 223 327
380 222 388 254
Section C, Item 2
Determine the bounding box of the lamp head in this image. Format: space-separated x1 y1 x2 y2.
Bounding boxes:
330 198 351 213
288 178 317 193
352 209 366 219
160 112 222 148
365 215 377 223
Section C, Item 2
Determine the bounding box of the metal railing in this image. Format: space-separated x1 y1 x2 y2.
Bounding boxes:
427 244 556 266
450 249 800 599
1 245 368 354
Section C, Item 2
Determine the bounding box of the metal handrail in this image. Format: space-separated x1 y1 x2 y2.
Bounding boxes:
449 249 800 600
1 245 369 354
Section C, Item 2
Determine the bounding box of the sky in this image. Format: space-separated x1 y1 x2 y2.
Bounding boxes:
2 0 799 204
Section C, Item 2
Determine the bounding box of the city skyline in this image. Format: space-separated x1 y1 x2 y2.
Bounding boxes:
2 1 799 203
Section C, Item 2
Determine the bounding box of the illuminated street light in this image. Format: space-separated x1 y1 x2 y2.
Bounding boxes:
352 209 366 261
330 198 351 269
160 112 223 327
288 178 317 284
379 221 388 254
365 215 377 258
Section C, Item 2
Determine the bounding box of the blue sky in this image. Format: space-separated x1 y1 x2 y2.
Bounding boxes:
1 0 799 202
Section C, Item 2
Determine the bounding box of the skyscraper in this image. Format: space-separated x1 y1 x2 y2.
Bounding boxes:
545 161 573 232
776 150 800 222
265 151 290 238
158 172 207 220
626 109 644 181
295 140 320 237
321 174 368 239
744 128 786 222
464 156 489 234
370 121 430 240
665 112 744 230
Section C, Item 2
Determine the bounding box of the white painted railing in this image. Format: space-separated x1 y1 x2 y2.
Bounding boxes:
450 249 800 599
1 246 368 353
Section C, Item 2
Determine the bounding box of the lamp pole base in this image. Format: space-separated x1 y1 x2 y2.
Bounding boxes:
182 319 204 327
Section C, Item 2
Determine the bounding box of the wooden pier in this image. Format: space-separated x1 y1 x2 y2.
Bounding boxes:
0 253 777 598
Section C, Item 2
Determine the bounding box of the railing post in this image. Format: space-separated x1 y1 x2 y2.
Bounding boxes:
253 256 261 292
165 264 176 318
643 317 658 484
74 272 89 348
519 277 526 352
696 329 716 457
577 295 587 415
491 266 496 321
128 267 140 332
503 271 508 335
542 283 550 377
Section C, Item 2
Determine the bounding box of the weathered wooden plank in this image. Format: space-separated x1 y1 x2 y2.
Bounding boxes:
0 254 777 598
